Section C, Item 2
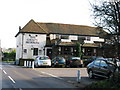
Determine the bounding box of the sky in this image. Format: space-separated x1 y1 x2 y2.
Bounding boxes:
0 0 95 49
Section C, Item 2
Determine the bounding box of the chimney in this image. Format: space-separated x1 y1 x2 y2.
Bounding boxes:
19 26 21 31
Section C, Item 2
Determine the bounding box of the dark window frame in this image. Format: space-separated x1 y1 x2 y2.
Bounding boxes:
33 48 38 56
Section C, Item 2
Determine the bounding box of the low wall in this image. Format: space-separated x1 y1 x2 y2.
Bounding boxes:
19 58 34 66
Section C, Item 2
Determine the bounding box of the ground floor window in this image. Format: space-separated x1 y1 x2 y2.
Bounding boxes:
33 48 38 56
84 48 94 56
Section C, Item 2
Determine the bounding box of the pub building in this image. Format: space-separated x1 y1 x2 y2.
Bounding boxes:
15 19 107 65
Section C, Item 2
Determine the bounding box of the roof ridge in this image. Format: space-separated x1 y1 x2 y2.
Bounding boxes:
37 22 96 28
34 21 48 34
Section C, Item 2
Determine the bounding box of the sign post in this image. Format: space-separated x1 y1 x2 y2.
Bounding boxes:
77 70 81 83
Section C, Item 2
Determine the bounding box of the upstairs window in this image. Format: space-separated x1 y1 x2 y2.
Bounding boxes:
86 37 91 41
61 35 69 39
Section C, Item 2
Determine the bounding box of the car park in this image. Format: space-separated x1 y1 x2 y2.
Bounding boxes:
51 57 66 67
34 56 51 67
87 58 117 79
66 57 83 67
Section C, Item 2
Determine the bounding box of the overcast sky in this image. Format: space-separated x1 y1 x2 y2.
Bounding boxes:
0 0 95 49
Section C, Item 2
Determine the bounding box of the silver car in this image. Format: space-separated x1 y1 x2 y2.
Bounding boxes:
34 56 51 67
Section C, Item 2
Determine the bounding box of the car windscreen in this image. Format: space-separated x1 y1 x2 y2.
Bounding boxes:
71 57 80 60
39 57 50 60
56 57 65 60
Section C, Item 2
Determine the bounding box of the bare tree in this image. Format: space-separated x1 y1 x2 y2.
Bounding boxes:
90 0 120 58
89 0 120 84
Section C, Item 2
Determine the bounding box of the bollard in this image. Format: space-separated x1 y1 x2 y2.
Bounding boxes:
27 61 29 67
29 61 31 68
24 61 26 67
32 61 34 69
77 70 81 83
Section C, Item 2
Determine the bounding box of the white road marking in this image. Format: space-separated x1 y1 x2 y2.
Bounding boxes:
8 76 16 84
3 70 7 74
41 71 63 80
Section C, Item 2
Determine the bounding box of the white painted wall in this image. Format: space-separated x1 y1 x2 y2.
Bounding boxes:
16 33 23 64
69 35 78 40
16 33 46 61
84 37 104 43
49 34 104 43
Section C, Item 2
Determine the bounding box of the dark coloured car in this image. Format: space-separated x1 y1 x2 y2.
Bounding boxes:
84 56 104 67
87 58 116 79
105 58 120 66
51 57 66 67
66 57 83 68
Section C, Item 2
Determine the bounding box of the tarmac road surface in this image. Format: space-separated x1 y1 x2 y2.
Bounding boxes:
1 63 79 89
1 63 97 89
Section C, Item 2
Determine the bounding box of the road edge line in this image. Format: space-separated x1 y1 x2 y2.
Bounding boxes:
3 70 7 74
8 76 16 84
40 71 63 80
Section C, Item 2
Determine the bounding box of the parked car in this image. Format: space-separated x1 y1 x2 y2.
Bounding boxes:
51 57 66 67
84 56 104 67
87 58 116 79
66 57 83 67
34 56 51 67
105 58 120 66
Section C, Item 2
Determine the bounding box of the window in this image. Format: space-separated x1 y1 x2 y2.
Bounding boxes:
100 60 108 67
24 49 27 53
56 34 59 39
33 48 38 56
63 47 71 55
86 37 90 41
94 60 100 66
39 50 42 55
61 35 69 39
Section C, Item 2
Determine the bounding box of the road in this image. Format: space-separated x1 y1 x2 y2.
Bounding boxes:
1 63 96 89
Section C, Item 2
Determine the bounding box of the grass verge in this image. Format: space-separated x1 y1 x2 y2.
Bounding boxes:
85 79 120 89
2 61 15 63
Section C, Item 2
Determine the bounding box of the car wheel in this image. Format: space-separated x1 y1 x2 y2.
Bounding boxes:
66 64 70 68
88 70 94 79
76 65 82 68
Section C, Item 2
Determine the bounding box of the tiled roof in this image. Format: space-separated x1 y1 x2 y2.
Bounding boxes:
58 42 100 47
59 42 76 46
37 23 98 35
16 19 107 37
82 43 100 47
19 19 48 33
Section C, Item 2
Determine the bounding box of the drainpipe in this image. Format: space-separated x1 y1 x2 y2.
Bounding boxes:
21 33 24 59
